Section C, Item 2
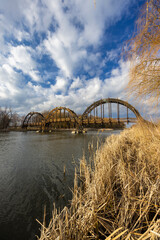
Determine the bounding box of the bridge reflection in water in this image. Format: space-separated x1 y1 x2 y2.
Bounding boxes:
22 98 143 130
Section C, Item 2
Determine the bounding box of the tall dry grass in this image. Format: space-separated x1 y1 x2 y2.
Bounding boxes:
38 122 160 239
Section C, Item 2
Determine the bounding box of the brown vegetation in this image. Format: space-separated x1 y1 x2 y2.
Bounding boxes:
0 107 21 129
126 0 160 103
38 122 160 239
0 107 12 129
37 1 160 239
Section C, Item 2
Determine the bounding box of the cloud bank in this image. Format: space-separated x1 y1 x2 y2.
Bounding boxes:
0 0 150 117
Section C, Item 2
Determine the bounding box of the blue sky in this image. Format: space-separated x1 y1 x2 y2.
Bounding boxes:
1 0 152 117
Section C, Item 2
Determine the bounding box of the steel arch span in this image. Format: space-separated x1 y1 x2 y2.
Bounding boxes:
21 98 144 130
44 107 79 128
22 112 44 128
45 107 78 121
82 98 143 121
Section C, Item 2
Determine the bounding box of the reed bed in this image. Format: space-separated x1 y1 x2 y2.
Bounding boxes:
38 122 160 239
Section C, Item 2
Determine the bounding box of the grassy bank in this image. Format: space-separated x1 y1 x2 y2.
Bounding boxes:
38 122 160 239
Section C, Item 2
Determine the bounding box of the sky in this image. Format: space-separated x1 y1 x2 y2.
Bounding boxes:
1 0 153 118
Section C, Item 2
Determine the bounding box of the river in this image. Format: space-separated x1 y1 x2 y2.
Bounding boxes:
0 130 121 240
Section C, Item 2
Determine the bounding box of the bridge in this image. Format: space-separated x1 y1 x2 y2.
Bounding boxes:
22 98 143 130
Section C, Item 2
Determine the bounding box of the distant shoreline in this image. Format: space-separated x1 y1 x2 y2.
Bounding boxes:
0 126 125 133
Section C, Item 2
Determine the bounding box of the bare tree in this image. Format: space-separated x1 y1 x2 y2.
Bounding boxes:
0 108 22 129
11 113 21 127
0 107 12 129
126 0 160 103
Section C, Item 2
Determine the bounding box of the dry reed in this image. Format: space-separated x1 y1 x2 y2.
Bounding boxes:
38 122 160 239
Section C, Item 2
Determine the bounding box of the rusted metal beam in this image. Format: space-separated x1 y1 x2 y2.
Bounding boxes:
103 104 104 119
23 98 143 130
110 103 112 119
127 107 129 124
108 102 112 121
117 103 120 123
64 109 65 121
101 104 102 119
82 98 142 121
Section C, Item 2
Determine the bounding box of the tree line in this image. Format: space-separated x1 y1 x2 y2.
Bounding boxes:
0 107 22 129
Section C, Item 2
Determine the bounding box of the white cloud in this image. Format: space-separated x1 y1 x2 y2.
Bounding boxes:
51 76 69 94
70 77 83 90
103 60 130 96
0 64 20 100
8 45 41 82
0 0 153 120
42 0 133 77
0 59 130 114
0 0 134 81
106 48 121 62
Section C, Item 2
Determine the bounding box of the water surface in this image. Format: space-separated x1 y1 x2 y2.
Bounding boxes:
0 130 121 240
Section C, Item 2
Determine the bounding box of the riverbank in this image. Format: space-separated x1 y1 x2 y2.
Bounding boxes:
5 126 125 132
38 122 160 239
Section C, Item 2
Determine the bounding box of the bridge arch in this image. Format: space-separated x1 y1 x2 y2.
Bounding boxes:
82 98 143 121
22 112 44 128
45 107 78 121
44 107 79 128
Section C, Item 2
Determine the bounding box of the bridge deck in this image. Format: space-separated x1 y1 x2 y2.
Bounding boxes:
26 117 137 127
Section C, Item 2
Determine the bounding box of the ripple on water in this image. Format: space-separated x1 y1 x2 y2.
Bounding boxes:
0 130 121 240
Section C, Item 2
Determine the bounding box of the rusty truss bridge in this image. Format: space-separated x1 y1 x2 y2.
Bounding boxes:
22 98 143 130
